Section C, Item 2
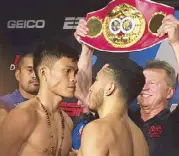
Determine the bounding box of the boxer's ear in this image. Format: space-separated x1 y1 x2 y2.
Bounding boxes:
39 66 47 81
15 69 20 81
105 82 115 96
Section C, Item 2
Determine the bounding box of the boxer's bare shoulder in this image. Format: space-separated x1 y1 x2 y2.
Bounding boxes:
78 116 149 156
128 118 149 156
16 97 38 109
78 119 109 156
0 105 38 156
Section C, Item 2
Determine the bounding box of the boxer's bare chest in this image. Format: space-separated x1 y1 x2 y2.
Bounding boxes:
20 110 72 156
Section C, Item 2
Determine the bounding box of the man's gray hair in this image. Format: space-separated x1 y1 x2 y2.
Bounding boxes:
145 60 177 88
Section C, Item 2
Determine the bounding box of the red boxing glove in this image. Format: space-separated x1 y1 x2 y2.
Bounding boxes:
80 0 174 52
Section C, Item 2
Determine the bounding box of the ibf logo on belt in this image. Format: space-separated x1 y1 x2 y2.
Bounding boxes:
7 20 45 29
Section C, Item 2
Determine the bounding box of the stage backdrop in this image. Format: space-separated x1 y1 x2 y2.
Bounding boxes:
0 0 178 124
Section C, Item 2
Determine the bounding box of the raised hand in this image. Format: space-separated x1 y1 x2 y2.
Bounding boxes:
74 19 94 112
157 14 179 46
74 19 89 42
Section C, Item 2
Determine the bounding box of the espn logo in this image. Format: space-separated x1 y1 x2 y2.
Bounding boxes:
63 17 84 29
60 102 83 117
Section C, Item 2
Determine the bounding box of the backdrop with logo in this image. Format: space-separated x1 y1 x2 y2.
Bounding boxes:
0 0 179 124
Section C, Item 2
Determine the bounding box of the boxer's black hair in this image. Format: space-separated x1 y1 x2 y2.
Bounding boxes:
108 58 145 104
33 39 79 81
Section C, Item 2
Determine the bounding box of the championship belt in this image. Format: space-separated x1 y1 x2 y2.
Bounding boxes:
80 0 174 52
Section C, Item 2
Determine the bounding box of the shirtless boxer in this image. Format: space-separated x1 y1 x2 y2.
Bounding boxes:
0 40 79 156
77 59 149 156
74 19 149 156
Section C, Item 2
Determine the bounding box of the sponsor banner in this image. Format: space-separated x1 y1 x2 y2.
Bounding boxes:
7 20 45 29
63 17 84 30
60 102 83 117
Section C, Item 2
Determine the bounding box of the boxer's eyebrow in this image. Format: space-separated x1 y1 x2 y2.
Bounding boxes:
24 66 33 69
66 65 77 69
65 65 79 73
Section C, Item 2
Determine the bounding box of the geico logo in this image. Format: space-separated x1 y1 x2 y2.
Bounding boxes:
7 20 45 28
63 17 84 29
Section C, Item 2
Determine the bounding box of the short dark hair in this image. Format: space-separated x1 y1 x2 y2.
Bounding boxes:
33 39 79 81
108 58 145 104
145 60 176 88
17 53 33 69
